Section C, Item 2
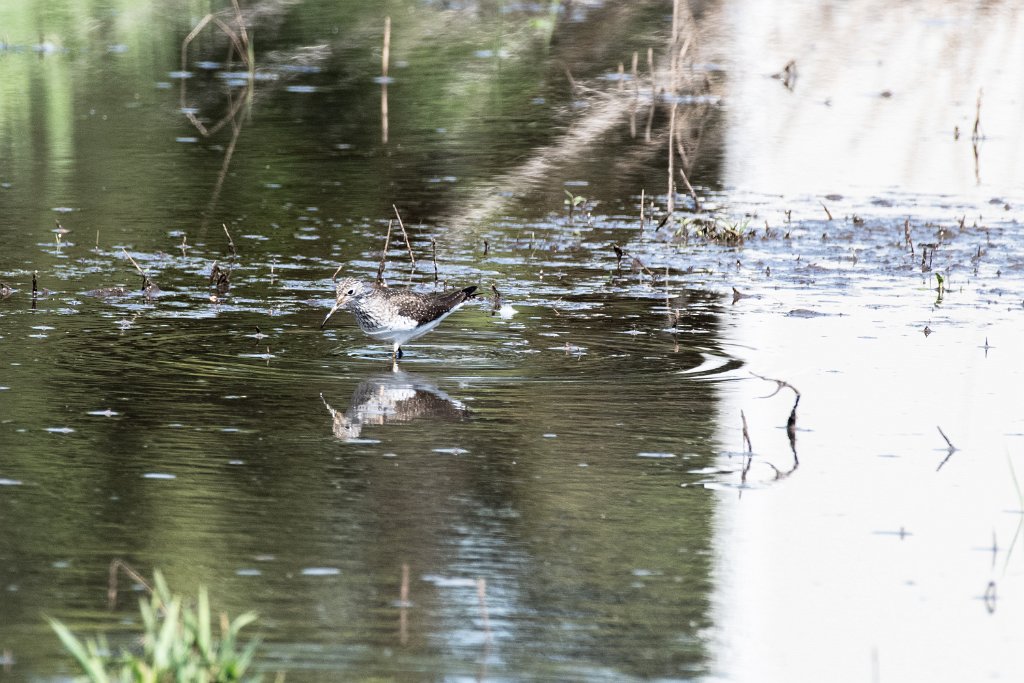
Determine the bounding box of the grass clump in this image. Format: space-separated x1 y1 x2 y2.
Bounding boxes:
48 570 260 682
674 215 751 245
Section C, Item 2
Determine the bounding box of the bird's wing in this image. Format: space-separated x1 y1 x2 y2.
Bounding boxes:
388 287 476 324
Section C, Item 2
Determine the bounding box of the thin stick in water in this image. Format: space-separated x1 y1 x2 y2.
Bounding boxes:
640 188 645 229
937 425 957 451
223 223 237 257
431 237 438 282
984 580 997 614
936 425 959 471
631 50 639 96
787 395 800 464
108 559 154 609
400 562 409 645
476 578 491 643
490 284 502 314
741 410 753 453
376 220 393 285
392 205 417 272
122 249 144 276
667 103 677 216
971 88 983 183
971 88 982 142
675 137 700 211
382 16 391 80
121 248 154 291
381 17 390 144
750 372 801 399
645 47 655 143
562 64 578 97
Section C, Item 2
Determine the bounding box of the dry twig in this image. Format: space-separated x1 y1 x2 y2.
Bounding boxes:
741 410 753 453
937 425 957 451
223 223 237 258
392 205 417 273
107 559 154 609
376 220 393 285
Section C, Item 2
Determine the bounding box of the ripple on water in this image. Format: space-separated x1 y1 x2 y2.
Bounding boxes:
300 567 341 576
421 574 476 588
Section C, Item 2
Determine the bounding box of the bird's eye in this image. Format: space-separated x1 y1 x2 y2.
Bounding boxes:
346 289 355 296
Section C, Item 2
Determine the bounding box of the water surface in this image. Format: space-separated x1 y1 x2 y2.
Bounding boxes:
1 1 1022 681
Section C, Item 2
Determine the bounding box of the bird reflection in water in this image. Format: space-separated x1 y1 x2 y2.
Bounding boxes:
320 371 470 441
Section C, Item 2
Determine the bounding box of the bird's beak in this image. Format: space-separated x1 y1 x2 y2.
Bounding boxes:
320 302 341 329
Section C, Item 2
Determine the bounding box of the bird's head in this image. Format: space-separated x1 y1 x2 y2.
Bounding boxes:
320 277 369 329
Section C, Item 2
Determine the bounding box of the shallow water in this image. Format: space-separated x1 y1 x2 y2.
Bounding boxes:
1 1 1023 681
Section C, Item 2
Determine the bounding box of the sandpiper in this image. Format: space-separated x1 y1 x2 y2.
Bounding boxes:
320 277 478 359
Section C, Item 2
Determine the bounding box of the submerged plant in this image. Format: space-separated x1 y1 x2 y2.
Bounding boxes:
48 571 260 682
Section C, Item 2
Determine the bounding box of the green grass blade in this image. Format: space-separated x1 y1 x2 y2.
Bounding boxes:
153 597 181 669
229 611 259 634
47 617 110 683
153 570 172 609
236 636 261 671
197 585 212 658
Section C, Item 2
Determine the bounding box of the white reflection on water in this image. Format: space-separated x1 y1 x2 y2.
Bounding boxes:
713 296 1024 682
711 2 1024 680
724 0 1024 198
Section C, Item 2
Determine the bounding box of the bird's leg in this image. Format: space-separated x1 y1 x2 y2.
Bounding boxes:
396 345 404 359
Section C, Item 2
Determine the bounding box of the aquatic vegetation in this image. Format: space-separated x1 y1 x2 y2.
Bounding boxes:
674 214 751 245
564 189 590 223
48 571 260 682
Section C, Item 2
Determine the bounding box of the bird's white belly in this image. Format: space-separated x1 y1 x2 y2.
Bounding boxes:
362 315 418 338
362 303 464 345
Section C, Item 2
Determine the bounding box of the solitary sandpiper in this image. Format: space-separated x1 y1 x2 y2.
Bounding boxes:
320 277 478 359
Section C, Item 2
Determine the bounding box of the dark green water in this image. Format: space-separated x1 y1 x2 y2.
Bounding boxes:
3 1 1024 681
0 2 729 679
